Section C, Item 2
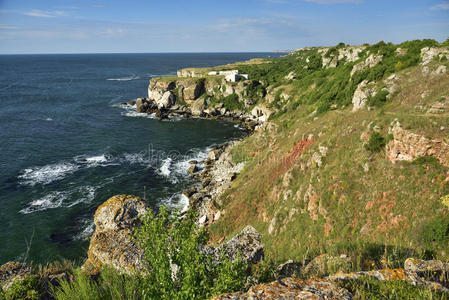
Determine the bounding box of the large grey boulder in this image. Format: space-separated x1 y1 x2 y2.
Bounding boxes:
82 195 148 274
156 91 176 109
203 225 264 264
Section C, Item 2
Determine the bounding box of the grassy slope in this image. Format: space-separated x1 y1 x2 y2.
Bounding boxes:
207 40 449 270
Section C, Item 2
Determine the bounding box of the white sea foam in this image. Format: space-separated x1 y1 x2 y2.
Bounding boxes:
18 162 79 186
19 191 68 214
107 75 140 81
67 185 97 208
159 158 172 177
85 154 108 164
121 111 157 119
74 219 95 240
45 118 53 121
172 147 210 177
160 193 190 212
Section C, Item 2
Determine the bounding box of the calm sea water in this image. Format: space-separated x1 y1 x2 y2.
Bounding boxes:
0 53 278 264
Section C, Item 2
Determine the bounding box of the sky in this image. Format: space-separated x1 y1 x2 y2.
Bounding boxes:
0 0 448 54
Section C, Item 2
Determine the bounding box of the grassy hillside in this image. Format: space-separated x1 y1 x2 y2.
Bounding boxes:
205 39 449 270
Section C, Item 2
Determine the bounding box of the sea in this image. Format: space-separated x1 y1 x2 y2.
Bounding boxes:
0 52 279 264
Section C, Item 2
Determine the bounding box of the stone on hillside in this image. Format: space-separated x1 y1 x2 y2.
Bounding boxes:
156 91 176 109
386 122 449 167
421 47 449 65
212 277 352 300
285 71 296 80
352 80 377 111
204 226 264 264
433 65 447 75
302 254 352 278
82 195 147 274
405 258 449 283
251 105 271 123
351 54 383 77
277 260 303 278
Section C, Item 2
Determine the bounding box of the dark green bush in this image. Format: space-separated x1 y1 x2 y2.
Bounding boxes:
364 132 386 152
368 90 389 107
135 207 248 299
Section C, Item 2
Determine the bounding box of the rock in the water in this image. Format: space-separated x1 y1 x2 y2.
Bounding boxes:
82 195 148 274
212 277 352 300
188 164 199 174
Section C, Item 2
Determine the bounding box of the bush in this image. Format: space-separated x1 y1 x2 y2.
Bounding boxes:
135 207 248 299
368 90 389 107
4 276 43 300
364 132 386 152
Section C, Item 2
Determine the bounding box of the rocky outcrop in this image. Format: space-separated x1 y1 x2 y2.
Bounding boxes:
0 262 31 291
203 226 264 265
186 141 245 226
251 104 271 123
147 79 176 101
386 122 449 167
212 277 352 300
421 47 449 65
82 195 148 274
351 54 383 76
352 80 377 111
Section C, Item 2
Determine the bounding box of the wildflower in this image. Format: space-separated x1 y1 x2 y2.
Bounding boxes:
121 293 124 297
133 290 137 294
106 281 111 286
70 276 74 281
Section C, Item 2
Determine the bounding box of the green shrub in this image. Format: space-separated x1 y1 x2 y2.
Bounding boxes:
135 207 248 299
368 90 389 107
4 276 43 300
364 132 386 152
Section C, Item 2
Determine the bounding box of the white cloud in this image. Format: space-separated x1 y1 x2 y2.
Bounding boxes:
0 25 17 30
23 10 66 18
304 0 363 4
430 2 449 10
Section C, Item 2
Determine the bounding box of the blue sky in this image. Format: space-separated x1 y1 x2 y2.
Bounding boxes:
0 0 448 54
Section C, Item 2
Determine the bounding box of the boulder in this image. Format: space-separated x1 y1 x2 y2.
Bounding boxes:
276 260 303 278
82 195 148 274
156 91 176 109
352 80 377 111
351 54 383 76
302 254 352 278
212 277 352 300
147 79 176 101
191 97 207 116
251 105 271 123
179 79 205 103
421 47 449 65
217 225 264 264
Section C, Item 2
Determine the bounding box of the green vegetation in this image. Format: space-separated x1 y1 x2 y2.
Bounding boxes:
364 131 386 152
338 277 449 299
1 276 44 300
50 207 249 300
209 94 245 111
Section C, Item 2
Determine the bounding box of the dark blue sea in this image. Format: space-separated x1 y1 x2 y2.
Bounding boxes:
0 53 278 264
